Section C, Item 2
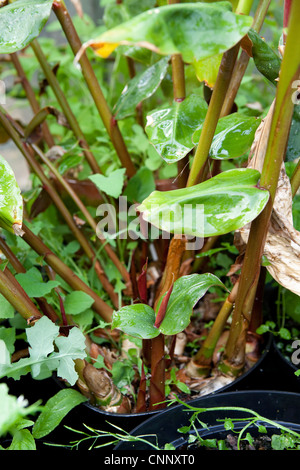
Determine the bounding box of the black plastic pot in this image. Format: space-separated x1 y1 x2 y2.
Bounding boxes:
51 332 273 438
114 390 300 450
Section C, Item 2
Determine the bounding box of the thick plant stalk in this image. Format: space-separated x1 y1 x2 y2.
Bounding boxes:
235 0 254 15
149 236 186 411
186 44 240 187
21 224 113 323
30 39 101 175
221 0 272 117
222 0 300 374
0 265 42 323
52 0 136 178
0 107 118 307
10 52 55 149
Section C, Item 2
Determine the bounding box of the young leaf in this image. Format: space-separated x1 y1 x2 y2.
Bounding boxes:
113 56 170 120
112 273 225 338
245 29 281 86
89 168 126 198
0 294 14 319
0 154 23 235
0 0 53 54
32 389 87 439
123 167 156 203
111 303 159 339
8 429 36 450
158 274 226 336
63 291 95 315
145 93 208 163
192 113 261 160
137 169 270 238
85 2 252 63
15 267 60 298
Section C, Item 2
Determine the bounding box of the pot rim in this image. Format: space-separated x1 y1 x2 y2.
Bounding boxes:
114 389 300 450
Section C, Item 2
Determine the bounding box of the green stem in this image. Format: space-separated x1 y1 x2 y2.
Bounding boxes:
30 39 101 175
223 0 300 372
186 44 240 187
235 0 254 15
52 0 136 178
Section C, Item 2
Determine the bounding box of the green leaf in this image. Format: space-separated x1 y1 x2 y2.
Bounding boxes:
89 168 126 198
137 169 270 238
0 294 14 319
158 274 225 335
0 0 53 54
0 327 15 354
15 267 60 298
64 291 95 315
54 327 87 385
113 56 170 120
88 2 252 63
282 289 300 324
145 93 208 163
111 303 159 339
9 429 36 450
123 166 156 203
32 389 87 439
192 113 261 160
0 317 87 385
112 274 225 338
246 29 281 86
286 106 300 162
192 53 222 88
0 383 40 438
0 154 23 234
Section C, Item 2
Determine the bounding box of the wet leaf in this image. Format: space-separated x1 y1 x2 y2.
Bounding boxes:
0 0 53 54
112 303 158 339
0 154 23 235
145 93 208 163
112 273 225 338
138 169 269 238
85 2 252 63
243 29 281 86
113 56 170 120
192 113 261 160
158 274 226 335
192 53 222 88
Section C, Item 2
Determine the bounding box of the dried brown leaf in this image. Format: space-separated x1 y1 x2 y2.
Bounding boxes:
235 101 300 296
